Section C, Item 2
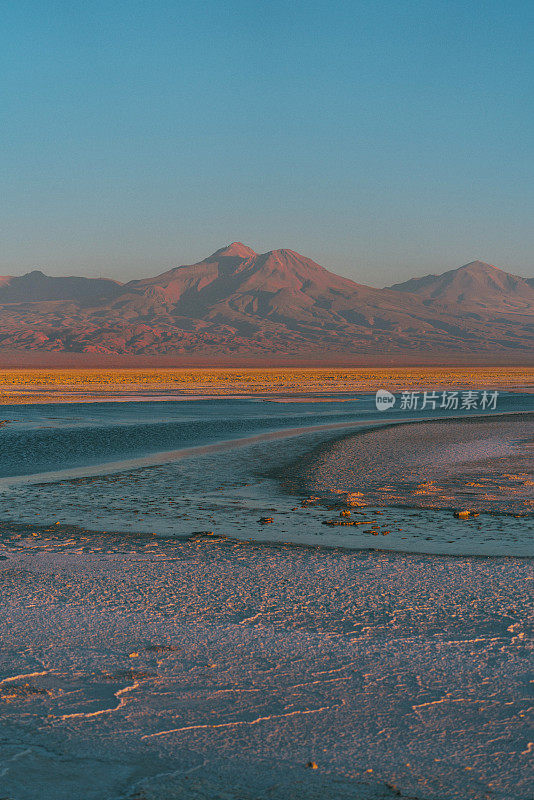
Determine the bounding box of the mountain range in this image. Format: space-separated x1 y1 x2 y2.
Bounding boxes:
1 243 533 358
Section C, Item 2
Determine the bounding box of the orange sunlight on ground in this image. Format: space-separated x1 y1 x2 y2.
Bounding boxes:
0 367 531 404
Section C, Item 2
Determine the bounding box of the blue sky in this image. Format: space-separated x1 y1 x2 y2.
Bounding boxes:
1 0 533 283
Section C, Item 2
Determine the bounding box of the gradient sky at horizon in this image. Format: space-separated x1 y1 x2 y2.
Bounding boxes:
1 0 533 284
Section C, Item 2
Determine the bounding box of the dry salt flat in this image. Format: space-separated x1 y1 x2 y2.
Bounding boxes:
0 531 532 800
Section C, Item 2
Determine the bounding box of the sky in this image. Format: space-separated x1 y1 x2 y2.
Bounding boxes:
1 0 533 285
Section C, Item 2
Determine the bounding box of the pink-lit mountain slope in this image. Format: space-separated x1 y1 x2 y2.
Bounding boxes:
0 245 532 356
389 260 534 313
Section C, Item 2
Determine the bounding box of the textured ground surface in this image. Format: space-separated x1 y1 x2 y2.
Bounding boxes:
0 530 532 800
290 414 534 515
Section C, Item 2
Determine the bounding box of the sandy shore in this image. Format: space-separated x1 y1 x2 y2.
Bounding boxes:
289 412 534 516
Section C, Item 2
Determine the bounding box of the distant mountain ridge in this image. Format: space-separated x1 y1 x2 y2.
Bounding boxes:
0 244 532 356
0 270 122 305
388 260 534 312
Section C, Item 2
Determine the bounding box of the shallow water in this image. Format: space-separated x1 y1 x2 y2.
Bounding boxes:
1 392 530 478
0 395 532 557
